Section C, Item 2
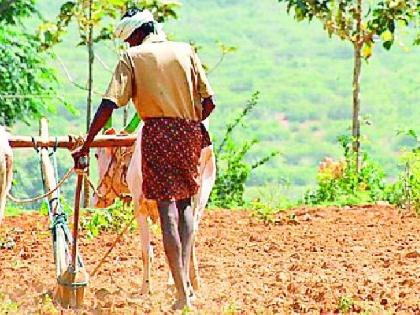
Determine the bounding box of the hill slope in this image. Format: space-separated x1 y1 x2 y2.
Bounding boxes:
10 0 420 202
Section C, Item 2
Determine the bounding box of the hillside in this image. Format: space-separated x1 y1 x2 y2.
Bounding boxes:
10 0 420 204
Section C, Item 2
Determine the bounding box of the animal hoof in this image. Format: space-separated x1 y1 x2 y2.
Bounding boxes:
189 290 197 302
140 282 151 295
191 276 200 291
166 283 176 296
172 298 192 311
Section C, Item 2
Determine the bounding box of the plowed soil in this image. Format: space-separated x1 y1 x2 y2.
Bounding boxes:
1 205 419 314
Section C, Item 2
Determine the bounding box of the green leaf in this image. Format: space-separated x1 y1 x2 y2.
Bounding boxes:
381 30 393 42
383 41 392 50
39 201 49 216
362 43 373 59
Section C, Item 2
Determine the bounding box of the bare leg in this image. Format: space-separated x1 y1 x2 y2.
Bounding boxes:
176 198 195 297
136 211 152 294
157 200 191 309
176 199 194 281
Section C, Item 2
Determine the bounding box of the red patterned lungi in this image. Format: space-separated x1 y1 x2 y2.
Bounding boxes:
141 117 211 201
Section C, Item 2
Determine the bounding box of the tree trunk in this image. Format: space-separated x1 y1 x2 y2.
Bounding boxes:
84 0 94 208
352 0 363 173
352 44 362 172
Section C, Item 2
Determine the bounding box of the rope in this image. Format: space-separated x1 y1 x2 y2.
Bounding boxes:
67 135 85 152
7 168 103 204
79 171 103 199
7 167 75 204
90 215 135 277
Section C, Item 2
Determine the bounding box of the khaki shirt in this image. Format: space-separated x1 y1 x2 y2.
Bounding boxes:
103 34 214 121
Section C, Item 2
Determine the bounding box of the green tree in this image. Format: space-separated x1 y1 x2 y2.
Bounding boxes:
278 0 418 171
0 0 60 127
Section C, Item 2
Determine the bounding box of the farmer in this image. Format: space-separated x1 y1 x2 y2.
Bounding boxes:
72 8 215 309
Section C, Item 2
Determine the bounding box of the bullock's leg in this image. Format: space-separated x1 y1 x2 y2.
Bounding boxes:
189 238 201 292
157 200 191 309
176 198 195 298
0 155 6 223
136 211 152 294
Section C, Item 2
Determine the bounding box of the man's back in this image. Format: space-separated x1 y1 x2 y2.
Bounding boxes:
104 34 213 121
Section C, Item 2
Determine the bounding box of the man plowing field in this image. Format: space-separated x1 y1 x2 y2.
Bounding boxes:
72 8 216 309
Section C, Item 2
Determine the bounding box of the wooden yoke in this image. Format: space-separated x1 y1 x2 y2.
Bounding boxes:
9 134 137 149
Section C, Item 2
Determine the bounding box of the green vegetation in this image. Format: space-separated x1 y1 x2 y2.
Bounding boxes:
0 293 20 313
304 133 386 205
385 129 420 212
0 0 61 126
80 199 136 239
302 128 419 209
338 295 355 313
279 0 418 169
210 92 279 208
250 200 283 224
3 0 420 212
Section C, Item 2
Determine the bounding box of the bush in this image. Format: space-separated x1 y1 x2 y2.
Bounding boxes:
385 130 420 213
209 92 279 208
81 199 136 239
304 134 386 205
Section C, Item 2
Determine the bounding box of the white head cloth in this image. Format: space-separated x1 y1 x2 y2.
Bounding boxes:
114 9 163 41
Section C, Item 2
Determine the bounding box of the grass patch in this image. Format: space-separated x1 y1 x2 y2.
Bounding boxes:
4 205 30 217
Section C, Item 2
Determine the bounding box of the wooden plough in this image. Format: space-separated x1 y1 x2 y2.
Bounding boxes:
7 118 136 309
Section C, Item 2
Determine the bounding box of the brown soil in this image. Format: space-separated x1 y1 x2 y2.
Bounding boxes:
0 205 419 314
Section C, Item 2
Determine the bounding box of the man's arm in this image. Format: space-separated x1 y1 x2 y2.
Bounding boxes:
72 99 118 160
202 96 216 121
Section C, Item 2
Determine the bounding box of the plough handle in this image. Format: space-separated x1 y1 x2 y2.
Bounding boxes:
72 174 84 268
74 155 89 170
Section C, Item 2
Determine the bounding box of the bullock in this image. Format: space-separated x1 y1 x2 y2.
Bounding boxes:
93 121 216 295
0 126 13 224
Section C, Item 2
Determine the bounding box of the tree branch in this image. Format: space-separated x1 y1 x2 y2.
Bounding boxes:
94 52 113 73
207 52 226 75
55 54 102 96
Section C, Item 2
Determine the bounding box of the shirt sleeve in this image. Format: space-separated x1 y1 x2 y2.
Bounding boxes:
191 48 214 99
103 53 133 107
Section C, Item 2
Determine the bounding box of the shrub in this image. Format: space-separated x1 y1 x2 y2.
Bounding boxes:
209 92 279 208
338 296 354 313
81 199 136 239
385 129 420 212
304 134 386 205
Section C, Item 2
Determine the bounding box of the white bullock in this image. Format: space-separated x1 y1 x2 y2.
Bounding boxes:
93 120 216 294
0 126 13 224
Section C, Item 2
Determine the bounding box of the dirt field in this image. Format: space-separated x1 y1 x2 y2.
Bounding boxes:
1 205 419 314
